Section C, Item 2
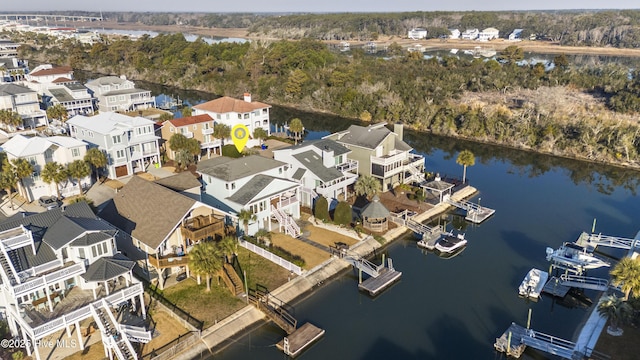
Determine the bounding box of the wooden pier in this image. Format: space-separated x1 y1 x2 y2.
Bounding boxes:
276 323 325 357
389 209 443 241
340 251 402 296
443 196 495 223
495 323 576 359
358 267 403 296
542 276 571 297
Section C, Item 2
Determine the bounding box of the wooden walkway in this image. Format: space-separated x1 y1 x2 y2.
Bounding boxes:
339 250 402 296
495 323 574 359
542 276 571 297
276 323 325 358
443 196 495 223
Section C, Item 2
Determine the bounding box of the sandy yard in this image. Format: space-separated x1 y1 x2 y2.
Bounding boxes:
140 310 190 357
270 232 330 269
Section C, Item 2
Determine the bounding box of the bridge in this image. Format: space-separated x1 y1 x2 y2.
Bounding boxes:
576 232 639 251
389 209 443 242
443 195 495 223
0 14 103 23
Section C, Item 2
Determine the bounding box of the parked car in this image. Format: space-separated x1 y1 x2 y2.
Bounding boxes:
38 196 61 210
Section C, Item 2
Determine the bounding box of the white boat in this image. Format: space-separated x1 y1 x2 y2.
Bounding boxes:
449 48 459 54
518 268 549 299
545 242 610 270
434 231 467 253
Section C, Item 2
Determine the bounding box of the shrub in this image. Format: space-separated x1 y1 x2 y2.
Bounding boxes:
314 196 330 222
333 201 352 225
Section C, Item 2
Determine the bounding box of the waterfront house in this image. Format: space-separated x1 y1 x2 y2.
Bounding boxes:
23 64 94 117
323 123 425 192
160 114 218 159
197 155 301 237
193 93 270 149
0 39 19 58
478 27 500 41
67 112 161 179
0 83 48 129
449 29 461 39
85 76 155 113
0 201 149 360
98 176 233 289
24 64 74 90
272 139 358 209
408 28 428 40
153 171 203 202
509 29 524 41
461 29 480 40
1 134 90 202
0 57 29 83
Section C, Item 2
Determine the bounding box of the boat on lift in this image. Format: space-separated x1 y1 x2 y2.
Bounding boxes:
434 231 467 254
545 242 610 270
518 268 549 299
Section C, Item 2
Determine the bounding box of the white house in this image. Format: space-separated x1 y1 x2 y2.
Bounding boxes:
0 83 48 129
24 64 74 91
461 29 480 40
67 112 161 179
408 28 428 40
478 27 500 41
0 39 19 58
449 29 461 39
85 76 155 113
0 57 29 83
273 139 358 209
0 202 150 360
44 82 95 117
509 29 524 41
197 155 301 237
1 134 90 201
193 93 270 149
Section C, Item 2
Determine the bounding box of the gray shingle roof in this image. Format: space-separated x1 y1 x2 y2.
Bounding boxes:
0 83 34 96
292 150 343 182
226 174 276 206
81 254 135 282
336 124 393 149
42 216 114 251
70 232 113 247
286 139 351 157
154 171 202 192
98 176 196 250
422 179 454 192
48 87 74 102
292 168 306 181
197 155 286 182
361 195 390 219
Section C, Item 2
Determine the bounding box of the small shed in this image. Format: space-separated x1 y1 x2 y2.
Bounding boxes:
420 174 454 203
361 195 390 232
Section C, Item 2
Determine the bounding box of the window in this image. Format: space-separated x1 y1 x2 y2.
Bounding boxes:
216 114 221 120
102 242 108 254
170 127 174 133
112 135 121 144
27 156 36 165
231 182 236 190
88 131 94 138
237 114 242 119
244 113 250 119
79 248 85 258
108 96 116 103
118 95 125 101
116 149 126 159
92 246 97 257
226 114 230 120
262 109 268 114
255 121 260 128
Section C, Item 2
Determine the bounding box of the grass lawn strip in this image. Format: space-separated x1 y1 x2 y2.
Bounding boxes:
303 224 360 248
270 232 330 269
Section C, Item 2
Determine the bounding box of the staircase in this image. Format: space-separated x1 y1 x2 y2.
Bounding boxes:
248 285 297 334
90 301 138 360
271 205 301 238
0 249 19 285
222 263 244 296
405 165 425 183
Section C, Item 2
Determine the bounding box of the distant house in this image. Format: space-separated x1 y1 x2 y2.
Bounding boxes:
461 29 480 40
449 29 461 39
2 134 90 201
478 27 500 41
24 64 74 90
509 29 524 41
0 57 28 83
0 39 19 58
193 94 270 150
0 83 48 129
85 76 155 112
67 112 161 179
273 138 358 209
43 82 94 117
99 176 233 289
408 28 428 40
160 114 217 159
197 155 301 237
323 123 424 192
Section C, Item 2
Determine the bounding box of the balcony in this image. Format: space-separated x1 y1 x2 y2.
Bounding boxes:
201 139 222 149
148 253 189 269
182 131 194 139
202 128 214 135
336 159 358 173
181 214 226 242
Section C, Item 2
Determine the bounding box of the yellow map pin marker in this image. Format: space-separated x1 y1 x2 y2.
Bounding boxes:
231 124 249 153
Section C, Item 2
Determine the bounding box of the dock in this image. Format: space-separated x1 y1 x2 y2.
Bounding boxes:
276 322 325 357
358 267 403 296
443 195 495 223
389 209 443 242
542 276 571 297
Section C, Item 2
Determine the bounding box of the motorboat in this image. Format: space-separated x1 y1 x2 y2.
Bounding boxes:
434 231 467 253
545 242 610 270
518 268 549 299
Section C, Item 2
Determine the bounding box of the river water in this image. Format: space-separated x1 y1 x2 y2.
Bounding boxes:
87 77 640 360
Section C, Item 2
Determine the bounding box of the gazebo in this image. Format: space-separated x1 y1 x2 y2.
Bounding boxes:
361 195 390 232
420 174 455 203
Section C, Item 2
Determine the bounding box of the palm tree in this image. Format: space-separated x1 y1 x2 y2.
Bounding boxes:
174 149 193 170
10 158 34 199
255 229 272 247
213 123 231 154
597 294 633 336
45 104 68 124
84 148 107 181
181 106 193 117
456 150 475 184
253 128 268 146
0 167 18 210
354 175 381 199
67 160 91 195
186 138 201 161
610 257 640 300
217 236 238 263
237 209 257 236
0 109 23 131
289 118 304 145
168 133 188 156
188 242 222 292
40 162 67 199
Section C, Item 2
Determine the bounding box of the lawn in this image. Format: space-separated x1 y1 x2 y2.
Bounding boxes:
303 224 360 248
270 232 330 269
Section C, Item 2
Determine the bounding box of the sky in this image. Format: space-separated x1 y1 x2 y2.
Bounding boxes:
2 1 639 13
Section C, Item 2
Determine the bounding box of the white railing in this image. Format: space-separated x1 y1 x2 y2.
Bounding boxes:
122 325 152 343
271 205 300 238
202 128 214 135
200 139 222 149
5 305 35 338
182 131 194 138
370 151 406 166
317 173 358 191
336 159 358 173
0 225 34 249
15 261 84 296
278 196 299 208
32 259 63 276
13 277 45 297
240 240 302 275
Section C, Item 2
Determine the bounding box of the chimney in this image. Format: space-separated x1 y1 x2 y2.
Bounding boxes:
393 123 404 141
243 93 251 103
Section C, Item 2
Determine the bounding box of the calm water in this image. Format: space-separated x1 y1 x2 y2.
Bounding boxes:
76 76 640 360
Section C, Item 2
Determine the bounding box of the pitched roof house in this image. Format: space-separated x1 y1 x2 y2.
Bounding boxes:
0 83 48 129
323 123 425 192
98 176 233 289
85 76 154 112
0 202 150 360
160 114 217 159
